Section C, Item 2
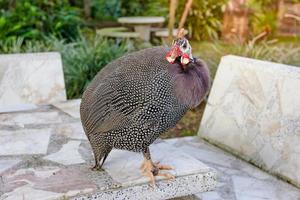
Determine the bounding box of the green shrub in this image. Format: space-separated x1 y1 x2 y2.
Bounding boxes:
91 0 122 21
61 35 130 98
121 0 168 17
193 41 300 78
91 0 168 21
0 36 130 99
0 0 82 41
246 0 278 36
176 0 227 40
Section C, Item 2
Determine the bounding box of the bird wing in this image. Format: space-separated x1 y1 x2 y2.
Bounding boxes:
86 70 171 136
81 47 171 135
84 78 140 135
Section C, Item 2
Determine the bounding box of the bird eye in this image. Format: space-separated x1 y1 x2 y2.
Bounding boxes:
183 44 187 49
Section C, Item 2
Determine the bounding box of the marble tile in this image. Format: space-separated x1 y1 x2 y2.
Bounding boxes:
199 55 300 188
52 99 81 118
0 52 66 109
2 185 62 200
0 111 63 126
0 159 21 174
44 140 85 165
0 103 38 113
55 122 87 140
232 175 300 200
1 166 96 200
103 141 212 187
167 137 300 200
171 144 237 168
0 129 51 155
195 191 221 200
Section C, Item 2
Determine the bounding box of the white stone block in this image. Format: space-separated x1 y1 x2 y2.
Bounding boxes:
0 52 66 110
199 55 300 187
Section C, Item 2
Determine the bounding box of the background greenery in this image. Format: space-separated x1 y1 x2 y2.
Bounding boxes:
0 0 82 41
91 0 168 21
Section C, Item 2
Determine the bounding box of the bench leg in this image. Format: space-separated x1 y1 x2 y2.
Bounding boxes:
134 25 151 41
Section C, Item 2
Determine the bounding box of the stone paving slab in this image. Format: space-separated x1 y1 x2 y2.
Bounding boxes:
199 55 300 188
52 99 81 119
0 103 216 200
2 100 298 199
0 103 38 114
0 110 63 126
0 159 21 174
55 122 87 140
165 137 300 200
0 129 51 155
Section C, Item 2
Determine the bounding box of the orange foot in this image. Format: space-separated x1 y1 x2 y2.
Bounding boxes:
140 159 175 187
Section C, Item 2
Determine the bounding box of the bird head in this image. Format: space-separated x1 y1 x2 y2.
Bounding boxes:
165 28 193 66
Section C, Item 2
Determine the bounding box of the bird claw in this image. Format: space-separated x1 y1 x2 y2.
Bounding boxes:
90 165 102 171
157 172 175 180
154 162 174 170
140 159 175 187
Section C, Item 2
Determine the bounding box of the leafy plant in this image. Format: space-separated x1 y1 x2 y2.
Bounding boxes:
246 0 278 36
62 35 130 98
91 0 122 21
0 0 82 41
193 41 300 78
121 0 168 17
175 0 227 41
91 0 168 21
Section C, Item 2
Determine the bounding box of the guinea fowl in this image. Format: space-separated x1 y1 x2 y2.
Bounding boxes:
80 29 211 186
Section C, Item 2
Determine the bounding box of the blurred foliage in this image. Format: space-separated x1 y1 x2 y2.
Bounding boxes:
91 0 168 21
176 0 227 41
193 41 300 78
91 0 122 21
0 35 130 99
61 35 130 98
0 0 82 41
121 0 168 17
247 0 278 36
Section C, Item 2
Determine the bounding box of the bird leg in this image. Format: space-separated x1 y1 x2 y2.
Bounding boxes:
140 147 175 187
91 154 102 171
91 147 112 171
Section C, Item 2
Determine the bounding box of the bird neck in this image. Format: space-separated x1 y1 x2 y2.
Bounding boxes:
168 61 210 108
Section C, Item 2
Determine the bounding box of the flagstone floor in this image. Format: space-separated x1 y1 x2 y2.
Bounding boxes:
0 100 216 200
0 100 299 200
166 137 300 200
